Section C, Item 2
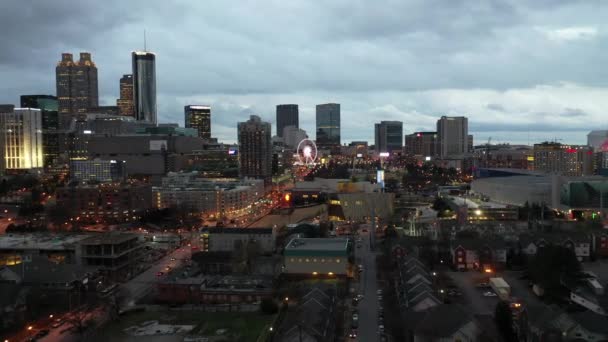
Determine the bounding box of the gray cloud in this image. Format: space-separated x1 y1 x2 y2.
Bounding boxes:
1 0 608 144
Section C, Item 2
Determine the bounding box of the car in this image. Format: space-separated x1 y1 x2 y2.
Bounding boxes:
348 329 358 338
156 271 164 277
377 295 383 301
483 291 497 297
377 289 383 295
352 313 359 321
378 324 385 333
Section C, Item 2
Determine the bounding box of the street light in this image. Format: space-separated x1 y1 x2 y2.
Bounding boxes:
27 326 33 330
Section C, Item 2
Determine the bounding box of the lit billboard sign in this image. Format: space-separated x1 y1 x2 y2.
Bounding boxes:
377 169 385 189
379 152 390 157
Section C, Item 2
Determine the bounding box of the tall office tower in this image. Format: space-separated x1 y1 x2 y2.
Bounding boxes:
437 116 469 158
276 104 299 138
405 132 438 157
238 115 272 183
56 52 98 126
374 121 403 153
533 142 593 176
184 105 211 139
316 103 340 148
0 106 44 171
20 95 59 168
116 74 135 117
132 51 157 125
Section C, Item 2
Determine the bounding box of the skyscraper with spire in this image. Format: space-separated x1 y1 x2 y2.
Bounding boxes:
132 51 157 125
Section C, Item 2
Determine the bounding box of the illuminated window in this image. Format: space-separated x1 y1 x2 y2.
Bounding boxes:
290 258 295 262
336 259 341 263
305 258 310 262
330 200 340 205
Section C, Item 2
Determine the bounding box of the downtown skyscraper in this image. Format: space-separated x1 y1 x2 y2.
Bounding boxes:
238 115 272 184
316 103 340 148
184 105 211 139
437 116 469 158
374 121 403 153
55 52 98 126
132 51 157 125
276 104 298 138
116 74 135 117
0 105 44 171
20 95 60 167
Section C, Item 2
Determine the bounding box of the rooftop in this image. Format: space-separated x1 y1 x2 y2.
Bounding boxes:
285 238 349 257
80 232 139 245
205 227 274 235
0 233 91 251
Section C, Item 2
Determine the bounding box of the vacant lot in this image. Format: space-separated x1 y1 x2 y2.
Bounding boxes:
91 309 274 342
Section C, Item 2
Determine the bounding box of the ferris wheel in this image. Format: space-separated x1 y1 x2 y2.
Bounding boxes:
296 138 318 166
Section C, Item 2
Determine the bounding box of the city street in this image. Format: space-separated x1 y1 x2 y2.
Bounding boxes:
354 229 379 342
123 239 195 303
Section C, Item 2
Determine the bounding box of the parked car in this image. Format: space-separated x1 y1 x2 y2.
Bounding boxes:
348 329 358 338
483 291 497 297
377 289 383 295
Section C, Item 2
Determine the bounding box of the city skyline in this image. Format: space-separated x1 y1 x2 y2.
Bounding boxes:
2 1 608 144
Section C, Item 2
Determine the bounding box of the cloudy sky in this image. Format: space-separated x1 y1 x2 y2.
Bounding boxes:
1 0 608 145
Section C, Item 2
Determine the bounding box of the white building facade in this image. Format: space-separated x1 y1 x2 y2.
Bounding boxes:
0 107 43 171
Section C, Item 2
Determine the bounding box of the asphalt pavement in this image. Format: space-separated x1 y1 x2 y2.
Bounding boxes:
355 230 379 342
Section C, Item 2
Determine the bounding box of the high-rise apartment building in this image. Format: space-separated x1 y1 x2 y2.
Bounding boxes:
0 106 44 171
533 142 593 176
316 103 340 148
184 105 211 139
276 104 299 138
116 74 135 117
132 51 157 125
238 115 272 183
20 95 59 168
405 132 438 157
56 52 98 126
437 116 469 158
374 121 403 153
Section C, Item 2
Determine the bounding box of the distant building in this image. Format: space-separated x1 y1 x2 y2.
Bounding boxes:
87 134 207 180
56 183 152 221
116 74 134 117
88 105 119 115
238 115 272 183
153 172 264 218
183 143 239 177
473 144 533 169
200 227 276 254
316 103 340 148
136 125 198 137
56 52 98 127
588 130 608 152
282 126 307 149
374 120 403 153
132 51 157 125
70 159 127 183
276 104 299 138
20 95 60 168
405 132 438 157
184 105 211 139
533 142 593 176
437 116 468 158
283 238 351 277
0 106 43 171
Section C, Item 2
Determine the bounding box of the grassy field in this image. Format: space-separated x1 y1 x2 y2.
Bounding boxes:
92 309 275 342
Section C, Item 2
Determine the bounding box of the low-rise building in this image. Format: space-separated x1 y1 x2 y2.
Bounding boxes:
156 275 273 305
80 232 144 281
200 227 276 254
70 159 126 183
283 238 351 277
56 182 152 222
153 172 264 218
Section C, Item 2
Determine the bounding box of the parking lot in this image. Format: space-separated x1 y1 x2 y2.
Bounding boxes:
446 271 499 315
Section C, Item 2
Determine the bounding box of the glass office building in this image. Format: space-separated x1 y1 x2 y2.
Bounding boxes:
184 105 211 139
132 51 157 125
316 103 340 148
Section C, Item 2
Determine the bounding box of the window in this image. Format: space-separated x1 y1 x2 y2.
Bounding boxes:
336 259 341 263
305 258 310 262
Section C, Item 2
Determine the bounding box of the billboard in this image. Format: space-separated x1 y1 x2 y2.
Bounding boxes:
379 152 390 157
377 169 385 189
149 140 168 151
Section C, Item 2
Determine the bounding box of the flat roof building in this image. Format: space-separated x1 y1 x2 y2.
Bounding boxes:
283 238 351 277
